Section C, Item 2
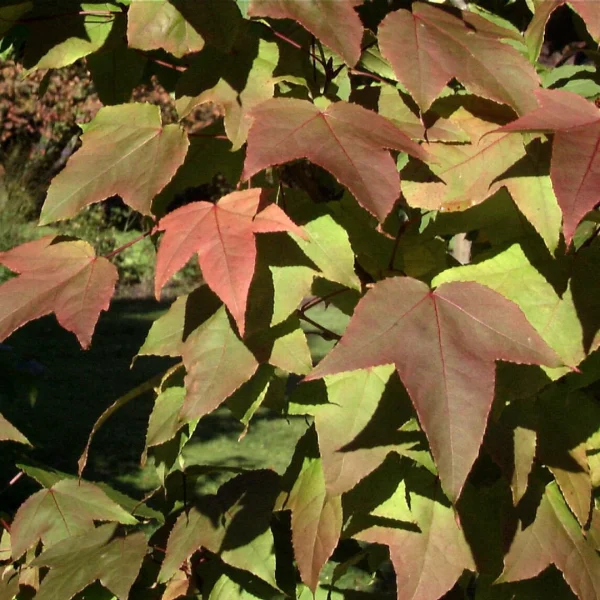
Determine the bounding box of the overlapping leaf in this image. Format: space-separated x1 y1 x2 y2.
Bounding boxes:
248 0 363 66
356 469 475 600
243 98 428 222
308 277 561 500
497 88 600 243
0 236 118 349
159 471 279 588
11 479 137 559
40 103 189 224
31 523 146 600
499 482 600 600
402 107 526 212
378 2 539 113
155 188 305 336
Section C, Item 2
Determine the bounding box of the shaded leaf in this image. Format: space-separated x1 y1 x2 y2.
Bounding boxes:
40 103 189 224
0 2 32 38
500 482 600 600
155 188 305 336
31 523 146 600
159 471 279 588
181 306 259 422
0 236 117 349
248 0 363 66
11 479 137 559
308 277 561 500
0 412 30 445
497 88 600 243
357 469 475 600
243 98 428 222
379 2 539 113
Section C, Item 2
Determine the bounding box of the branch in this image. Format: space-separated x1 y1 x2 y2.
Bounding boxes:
103 228 155 260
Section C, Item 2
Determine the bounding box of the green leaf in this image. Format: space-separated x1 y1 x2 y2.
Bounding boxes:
0 412 30 445
0 2 32 38
11 479 137 559
40 103 189 224
500 482 600 600
31 523 146 600
270 265 315 327
145 386 185 451
290 214 361 291
24 3 122 70
181 306 259 422
159 471 280 588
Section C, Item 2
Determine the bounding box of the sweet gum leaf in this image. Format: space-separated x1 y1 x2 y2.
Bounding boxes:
40 103 189 224
308 277 561 501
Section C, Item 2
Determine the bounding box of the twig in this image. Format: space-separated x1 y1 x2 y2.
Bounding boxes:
271 29 327 68
300 289 349 313
388 219 411 271
297 312 341 341
103 228 155 260
134 50 187 72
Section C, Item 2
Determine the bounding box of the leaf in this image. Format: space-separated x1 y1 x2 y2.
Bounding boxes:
11 479 137 560
159 471 279 588
490 139 562 252
128 0 242 56
497 88 600 244
307 277 561 501
243 98 428 222
40 103 189 224
290 214 361 291
248 0 363 66
279 429 342 593
155 188 305 336
177 38 280 151
145 386 185 451
181 306 259 422
402 107 526 212
31 523 146 600
499 482 600 600
0 412 30 445
378 2 539 113
86 45 147 105
357 469 475 600
524 0 561 61
432 244 585 374
0 2 32 38
0 236 118 349
23 3 121 70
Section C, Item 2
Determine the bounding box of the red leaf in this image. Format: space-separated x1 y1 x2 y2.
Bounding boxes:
243 98 428 222
248 0 364 66
307 277 561 501
378 2 539 113
498 88 600 244
155 188 304 336
0 237 117 349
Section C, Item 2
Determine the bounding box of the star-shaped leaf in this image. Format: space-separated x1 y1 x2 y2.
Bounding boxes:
497 88 600 244
248 0 364 66
499 482 600 600
0 236 118 349
243 98 428 222
155 188 305 336
31 523 146 600
378 2 539 113
40 103 189 224
307 277 561 501
11 479 137 560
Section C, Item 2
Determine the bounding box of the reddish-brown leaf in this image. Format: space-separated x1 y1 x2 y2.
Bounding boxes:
0 237 117 349
243 98 428 222
378 2 539 113
307 277 561 501
248 0 363 66
155 189 304 336
498 88 600 243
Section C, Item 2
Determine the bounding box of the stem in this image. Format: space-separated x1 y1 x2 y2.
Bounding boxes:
297 312 341 341
134 50 187 72
271 29 327 68
0 10 121 24
103 228 155 260
300 289 349 313
388 219 411 271
0 518 10 533
188 132 230 140
348 68 390 84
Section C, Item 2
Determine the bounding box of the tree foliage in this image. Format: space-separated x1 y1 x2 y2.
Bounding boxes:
1 1 600 599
